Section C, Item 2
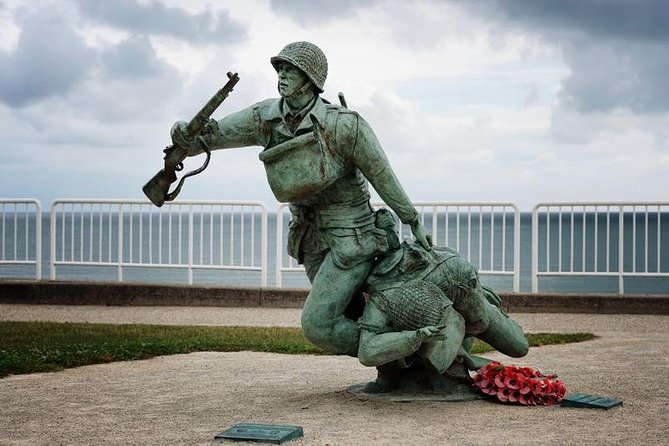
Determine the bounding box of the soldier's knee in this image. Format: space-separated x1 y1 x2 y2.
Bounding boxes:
301 311 335 344
301 322 321 346
301 311 323 341
301 320 357 356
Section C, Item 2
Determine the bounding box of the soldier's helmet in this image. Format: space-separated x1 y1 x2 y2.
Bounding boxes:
382 280 453 331
270 41 328 93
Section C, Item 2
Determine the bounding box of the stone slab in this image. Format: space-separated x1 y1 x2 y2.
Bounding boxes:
215 423 304 444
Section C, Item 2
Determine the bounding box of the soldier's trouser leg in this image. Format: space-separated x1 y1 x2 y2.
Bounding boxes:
301 252 373 356
454 288 528 358
476 305 529 357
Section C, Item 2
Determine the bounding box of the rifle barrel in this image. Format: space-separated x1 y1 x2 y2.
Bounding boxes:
187 72 239 137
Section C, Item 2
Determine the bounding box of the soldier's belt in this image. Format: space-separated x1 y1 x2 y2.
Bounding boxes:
290 199 375 229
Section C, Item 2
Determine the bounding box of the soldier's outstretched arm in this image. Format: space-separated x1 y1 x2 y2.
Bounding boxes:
170 104 265 158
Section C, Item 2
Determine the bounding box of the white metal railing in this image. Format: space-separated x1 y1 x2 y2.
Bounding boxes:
0 199 41 279
531 202 669 293
50 199 267 286
3 198 667 295
276 202 521 291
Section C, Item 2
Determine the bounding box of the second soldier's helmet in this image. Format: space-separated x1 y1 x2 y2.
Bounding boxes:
270 41 328 93
382 280 453 331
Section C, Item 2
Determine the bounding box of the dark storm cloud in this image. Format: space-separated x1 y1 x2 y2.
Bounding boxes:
464 0 669 113
482 0 669 42
0 10 96 107
269 0 378 23
76 0 246 43
559 39 669 113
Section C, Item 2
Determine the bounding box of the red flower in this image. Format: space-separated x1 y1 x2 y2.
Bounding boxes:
508 390 520 403
518 392 534 405
503 373 521 390
497 387 512 402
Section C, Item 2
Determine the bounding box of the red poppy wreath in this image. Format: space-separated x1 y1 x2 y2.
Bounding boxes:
472 361 567 406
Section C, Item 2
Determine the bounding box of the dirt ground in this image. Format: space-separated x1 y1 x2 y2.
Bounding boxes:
0 305 668 445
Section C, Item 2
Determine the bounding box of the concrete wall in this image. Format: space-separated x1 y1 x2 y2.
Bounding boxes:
1 280 668 314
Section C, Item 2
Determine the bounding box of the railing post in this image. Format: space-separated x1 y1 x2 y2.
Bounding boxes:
275 204 284 287
618 207 624 294
117 204 123 282
513 205 520 292
35 200 42 280
531 204 539 293
50 202 57 280
431 207 438 245
188 204 194 285
260 204 268 287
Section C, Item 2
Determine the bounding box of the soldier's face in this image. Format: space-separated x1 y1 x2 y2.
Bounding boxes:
276 62 309 98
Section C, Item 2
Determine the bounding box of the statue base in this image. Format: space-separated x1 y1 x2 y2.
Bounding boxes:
347 361 485 402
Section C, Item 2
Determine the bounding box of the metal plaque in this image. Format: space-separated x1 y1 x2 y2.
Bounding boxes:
561 393 623 410
215 423 304 444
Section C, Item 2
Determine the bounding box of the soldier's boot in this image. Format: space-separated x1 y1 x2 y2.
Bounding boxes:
454 335 491 370
458 346 492 371
363 361 406 393
442 357 474 384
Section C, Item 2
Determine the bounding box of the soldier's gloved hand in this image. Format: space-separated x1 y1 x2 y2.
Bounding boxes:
410 218 433 251
416 324 447 343
200 118 220 138
170 120 196 153
170 119 220 156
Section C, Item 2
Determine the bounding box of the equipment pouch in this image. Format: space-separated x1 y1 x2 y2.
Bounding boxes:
259 124 344 203
324 226 389 270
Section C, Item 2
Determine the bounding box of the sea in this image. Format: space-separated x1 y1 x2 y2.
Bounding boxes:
1 212 668 295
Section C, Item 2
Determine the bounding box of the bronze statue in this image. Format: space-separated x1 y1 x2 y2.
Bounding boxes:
148 41 529 399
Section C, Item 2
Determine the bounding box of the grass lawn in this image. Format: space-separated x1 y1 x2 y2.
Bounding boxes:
0 321 595 377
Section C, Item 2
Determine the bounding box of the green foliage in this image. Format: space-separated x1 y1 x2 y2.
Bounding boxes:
0 321 595 378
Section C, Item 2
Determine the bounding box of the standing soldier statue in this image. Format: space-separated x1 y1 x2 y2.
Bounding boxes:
168 41 432 356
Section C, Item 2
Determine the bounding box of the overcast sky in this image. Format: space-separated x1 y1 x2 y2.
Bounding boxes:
1 0 667 210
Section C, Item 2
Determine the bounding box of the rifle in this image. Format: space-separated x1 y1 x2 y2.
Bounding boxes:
143 71 240 207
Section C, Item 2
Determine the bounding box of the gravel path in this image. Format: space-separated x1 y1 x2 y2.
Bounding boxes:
1 304 668 445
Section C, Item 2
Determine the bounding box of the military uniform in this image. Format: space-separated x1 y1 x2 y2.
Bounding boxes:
173 41 423 355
